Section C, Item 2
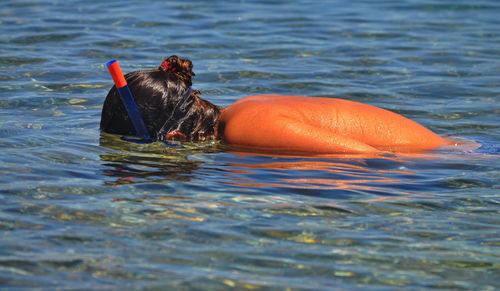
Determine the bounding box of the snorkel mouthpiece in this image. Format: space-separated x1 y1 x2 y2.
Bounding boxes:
106 60 151 140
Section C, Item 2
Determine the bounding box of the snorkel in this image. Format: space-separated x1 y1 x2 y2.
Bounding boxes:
106 60 151 140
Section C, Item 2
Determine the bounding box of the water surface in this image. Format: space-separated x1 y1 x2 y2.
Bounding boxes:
1 0 499 289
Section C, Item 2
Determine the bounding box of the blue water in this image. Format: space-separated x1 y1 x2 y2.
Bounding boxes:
1 0 499 289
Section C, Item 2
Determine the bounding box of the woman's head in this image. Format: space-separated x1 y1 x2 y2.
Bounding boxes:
100 55 220 141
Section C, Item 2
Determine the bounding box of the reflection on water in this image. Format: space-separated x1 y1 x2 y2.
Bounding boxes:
98 133 496 209
225 159 414 188
100 133 412 192
99 133 219 186
99 133 441 208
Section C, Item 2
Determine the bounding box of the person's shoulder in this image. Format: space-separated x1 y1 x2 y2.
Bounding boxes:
232 95 290 105
224 95 291 115
219 95 298 136
234 95 350 107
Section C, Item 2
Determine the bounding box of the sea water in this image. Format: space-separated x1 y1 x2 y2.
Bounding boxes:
0 0 499 289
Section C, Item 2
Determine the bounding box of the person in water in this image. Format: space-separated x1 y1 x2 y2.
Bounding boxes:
101 55 451 154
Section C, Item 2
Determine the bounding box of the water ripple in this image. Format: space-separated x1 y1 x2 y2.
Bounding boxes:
0 0 499 289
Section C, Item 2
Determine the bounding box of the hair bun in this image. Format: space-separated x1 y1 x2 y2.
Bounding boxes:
159 60 176 73
159 55 195 87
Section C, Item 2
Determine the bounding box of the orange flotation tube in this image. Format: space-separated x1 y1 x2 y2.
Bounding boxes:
218 95 450 154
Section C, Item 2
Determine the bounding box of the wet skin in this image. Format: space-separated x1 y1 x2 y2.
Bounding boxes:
218 95 450 154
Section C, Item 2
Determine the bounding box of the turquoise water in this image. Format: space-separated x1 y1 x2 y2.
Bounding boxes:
1 0 499 289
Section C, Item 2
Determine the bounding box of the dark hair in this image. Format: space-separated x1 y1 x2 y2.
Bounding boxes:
100 55 221 141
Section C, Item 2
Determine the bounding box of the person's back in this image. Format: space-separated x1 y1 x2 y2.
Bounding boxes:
218 95 450 154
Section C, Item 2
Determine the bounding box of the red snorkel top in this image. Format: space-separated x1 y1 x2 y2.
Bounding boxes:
106 60 128 88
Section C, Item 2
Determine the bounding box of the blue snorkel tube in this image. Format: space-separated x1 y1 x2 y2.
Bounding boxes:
106 60 151 141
